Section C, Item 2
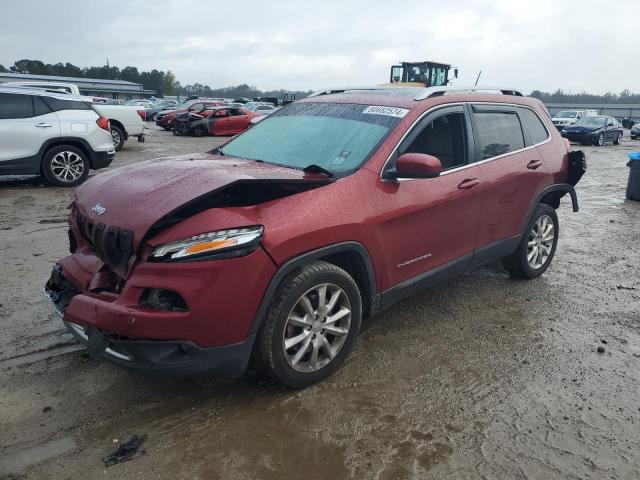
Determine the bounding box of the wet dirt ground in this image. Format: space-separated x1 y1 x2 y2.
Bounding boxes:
1 127 639 479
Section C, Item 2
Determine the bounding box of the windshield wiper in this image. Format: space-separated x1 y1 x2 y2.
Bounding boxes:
302 164 334 177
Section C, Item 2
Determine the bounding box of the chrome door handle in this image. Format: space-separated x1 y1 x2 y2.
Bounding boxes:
36 123 53 128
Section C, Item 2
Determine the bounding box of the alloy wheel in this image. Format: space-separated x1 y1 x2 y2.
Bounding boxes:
597 133 604 146
527 215 555 269
283 283 352 372
50 151 85 183
111 129 121 147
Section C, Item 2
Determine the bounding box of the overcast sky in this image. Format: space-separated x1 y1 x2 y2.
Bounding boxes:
2 0 638 94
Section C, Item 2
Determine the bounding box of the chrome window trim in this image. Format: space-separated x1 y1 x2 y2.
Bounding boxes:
381 101 552 181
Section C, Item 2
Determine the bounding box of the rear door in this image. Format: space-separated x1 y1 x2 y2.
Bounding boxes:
471 104 550 250
0 92 60 165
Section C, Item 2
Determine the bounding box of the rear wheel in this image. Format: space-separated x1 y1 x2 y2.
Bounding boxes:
502 204 558 279
151 113 158 121
255 261 362 388
41 145 90 187
110 125 125 151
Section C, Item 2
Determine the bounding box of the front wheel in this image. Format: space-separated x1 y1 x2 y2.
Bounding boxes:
502 204 559 279
255 261 362 388
613 132 622 145
595 133 604 146
41 145 90 187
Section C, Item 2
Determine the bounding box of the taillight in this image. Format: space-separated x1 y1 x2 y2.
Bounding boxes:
137 109 146 121
96 117 110 131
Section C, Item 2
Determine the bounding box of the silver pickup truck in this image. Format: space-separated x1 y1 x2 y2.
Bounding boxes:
4 81 147 151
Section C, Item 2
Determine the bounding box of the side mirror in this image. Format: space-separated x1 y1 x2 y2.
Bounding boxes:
394 153 442 179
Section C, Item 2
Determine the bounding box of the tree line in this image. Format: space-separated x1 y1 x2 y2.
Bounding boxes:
0 59 310 100
530 89 640 104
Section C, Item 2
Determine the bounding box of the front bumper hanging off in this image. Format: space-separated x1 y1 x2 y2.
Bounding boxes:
44 265 255 378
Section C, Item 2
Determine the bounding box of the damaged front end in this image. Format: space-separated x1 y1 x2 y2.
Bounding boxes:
43 154 334 376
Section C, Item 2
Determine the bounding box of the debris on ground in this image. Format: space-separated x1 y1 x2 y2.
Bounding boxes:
103 435 146 466
597 346 606 354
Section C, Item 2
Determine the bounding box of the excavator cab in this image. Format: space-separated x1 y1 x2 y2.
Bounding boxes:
388 61 457 87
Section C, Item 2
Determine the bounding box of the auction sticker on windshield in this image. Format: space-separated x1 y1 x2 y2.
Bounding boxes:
362 106 409 118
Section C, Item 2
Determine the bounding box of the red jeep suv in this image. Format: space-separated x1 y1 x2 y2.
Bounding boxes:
46 86 584 388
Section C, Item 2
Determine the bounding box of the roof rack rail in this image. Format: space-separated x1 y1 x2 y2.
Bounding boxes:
307 86 400 98
413 86 524 101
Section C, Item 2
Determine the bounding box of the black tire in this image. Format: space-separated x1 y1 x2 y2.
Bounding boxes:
502 204 559 279
151 113 158 121
41 145 90 187
162 127 171 131
192 125 208 137
613 132 622 145
110 125 125 152
254 261 362 388
594 133 604 146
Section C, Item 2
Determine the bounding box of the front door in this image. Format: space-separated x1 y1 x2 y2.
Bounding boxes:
374 105 483 291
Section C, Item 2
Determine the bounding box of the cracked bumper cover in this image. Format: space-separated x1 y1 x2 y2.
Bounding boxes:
43 247 277 377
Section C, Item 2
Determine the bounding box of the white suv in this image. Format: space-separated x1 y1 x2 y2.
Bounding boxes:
0 86 115 186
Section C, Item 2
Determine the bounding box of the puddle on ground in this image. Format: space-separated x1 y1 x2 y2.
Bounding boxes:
1 436 76 475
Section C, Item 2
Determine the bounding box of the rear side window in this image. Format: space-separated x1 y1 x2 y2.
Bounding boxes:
0 93 34 119
42 97 92 112
33 96 53 116
518 108 549 145
473 111 525 160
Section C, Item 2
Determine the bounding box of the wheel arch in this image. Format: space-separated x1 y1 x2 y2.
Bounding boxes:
522 183 578 236
250 242 379 335
40 138 92 172
109 119 128 139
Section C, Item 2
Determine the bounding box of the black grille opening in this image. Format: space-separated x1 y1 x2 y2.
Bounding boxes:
75 212 134 274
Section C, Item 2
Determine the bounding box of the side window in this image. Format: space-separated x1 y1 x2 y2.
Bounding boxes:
42 97 91 112
473 110 525 160
518 108 549 146
189 103 204 111
0 93 35 119
33 96 53 116
404 112 467 170
230 109 246 116
214 109 229 117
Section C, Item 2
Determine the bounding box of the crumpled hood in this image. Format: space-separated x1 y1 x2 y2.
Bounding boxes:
72 153 331 263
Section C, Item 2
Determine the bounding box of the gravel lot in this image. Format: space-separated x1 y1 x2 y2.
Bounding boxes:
1 127 639 479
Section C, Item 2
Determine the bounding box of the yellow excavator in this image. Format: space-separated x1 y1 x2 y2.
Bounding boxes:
384 61 458 88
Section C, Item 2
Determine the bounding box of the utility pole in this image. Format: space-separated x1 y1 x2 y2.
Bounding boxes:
106 58 110 79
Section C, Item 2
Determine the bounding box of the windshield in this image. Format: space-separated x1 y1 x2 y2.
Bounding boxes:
555 111 577 118
219 102 406 175
575 117 606 126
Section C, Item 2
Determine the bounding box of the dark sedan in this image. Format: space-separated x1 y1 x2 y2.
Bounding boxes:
561 116 623 146
144 100 179 122
631 123 640 140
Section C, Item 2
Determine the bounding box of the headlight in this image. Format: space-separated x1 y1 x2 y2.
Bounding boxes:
151 226 263 261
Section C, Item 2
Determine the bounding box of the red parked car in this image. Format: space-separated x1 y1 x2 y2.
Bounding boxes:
155 100 225 130
208 106 261 136
46 86 584 388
